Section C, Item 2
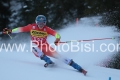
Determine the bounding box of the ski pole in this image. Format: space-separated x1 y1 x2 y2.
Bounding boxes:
58 37 115 43
0 31 12 39
7 33 12 39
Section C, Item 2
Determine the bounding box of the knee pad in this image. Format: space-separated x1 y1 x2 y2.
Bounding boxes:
64 58 73 65
68 59 74 65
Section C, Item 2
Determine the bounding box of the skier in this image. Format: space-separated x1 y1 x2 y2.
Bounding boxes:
2 15 87 75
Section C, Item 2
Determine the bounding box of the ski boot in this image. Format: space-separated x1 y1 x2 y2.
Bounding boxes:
81 69 87 76
44 61 54 67
40 54 54 67
69 60 87 76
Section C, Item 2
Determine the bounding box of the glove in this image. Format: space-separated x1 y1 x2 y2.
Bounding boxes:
54 38 60 46
2 28 12 34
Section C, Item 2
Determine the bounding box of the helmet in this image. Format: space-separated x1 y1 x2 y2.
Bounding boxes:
35 15 46 29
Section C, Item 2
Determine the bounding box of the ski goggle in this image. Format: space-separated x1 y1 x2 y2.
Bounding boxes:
36 21 45 26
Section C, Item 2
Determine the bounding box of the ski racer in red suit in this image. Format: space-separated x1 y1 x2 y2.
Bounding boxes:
2 15 87 75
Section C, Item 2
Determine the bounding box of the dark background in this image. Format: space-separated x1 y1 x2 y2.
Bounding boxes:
0 0 120 69
1 0 120 30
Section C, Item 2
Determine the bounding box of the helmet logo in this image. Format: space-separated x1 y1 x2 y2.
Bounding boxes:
40 18 43 20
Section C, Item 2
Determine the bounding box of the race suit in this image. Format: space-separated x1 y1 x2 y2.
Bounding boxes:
11 23 84 72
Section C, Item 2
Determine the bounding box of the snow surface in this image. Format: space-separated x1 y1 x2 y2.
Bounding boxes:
0 16 120 80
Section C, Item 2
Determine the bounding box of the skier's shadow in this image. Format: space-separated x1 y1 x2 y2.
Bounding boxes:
8 58 77 72
46 63 77 72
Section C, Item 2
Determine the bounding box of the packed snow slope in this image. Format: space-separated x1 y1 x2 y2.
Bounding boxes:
0 16 120 80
